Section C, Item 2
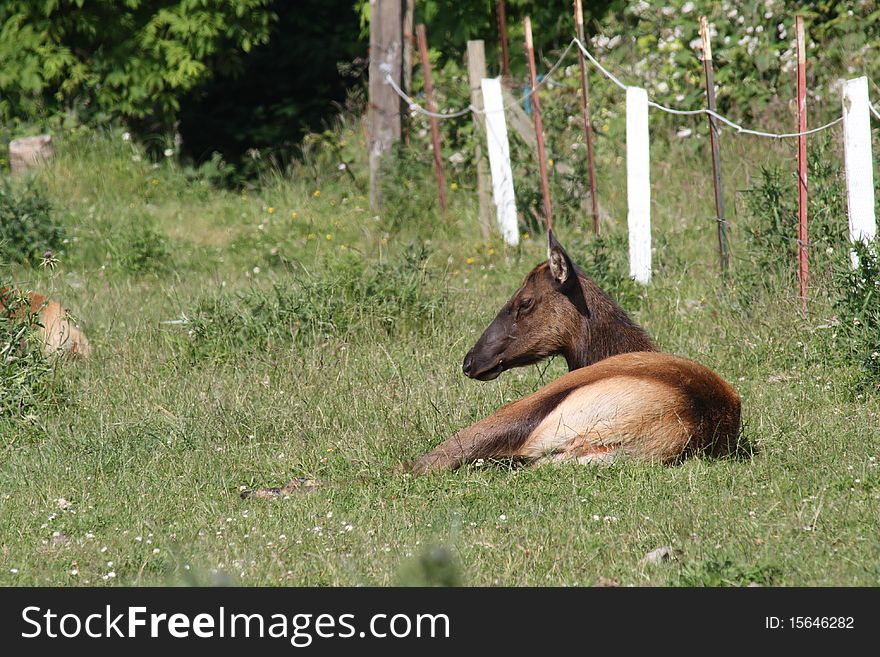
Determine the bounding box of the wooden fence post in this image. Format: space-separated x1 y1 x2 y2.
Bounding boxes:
467 40 494 240
574 0 600 235
626 87 651 285
524 17 553 231
416 23 448 214
368 0 404 211
699 16 730 273
795 16 808 314
496 0 512 85
402 0 414 146
842 76 878 267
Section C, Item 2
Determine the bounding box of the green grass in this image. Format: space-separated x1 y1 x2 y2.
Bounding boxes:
0 123 878 587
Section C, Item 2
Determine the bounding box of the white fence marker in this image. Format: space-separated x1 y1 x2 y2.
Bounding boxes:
842 76 877 267
480 77 519 246
626 86 651 284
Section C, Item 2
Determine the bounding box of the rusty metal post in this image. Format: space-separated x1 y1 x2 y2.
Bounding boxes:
524 17 553 231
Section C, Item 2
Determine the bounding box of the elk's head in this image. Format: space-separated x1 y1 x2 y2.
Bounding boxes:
462 231 587 380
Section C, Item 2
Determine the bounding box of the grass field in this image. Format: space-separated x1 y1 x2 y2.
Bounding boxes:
1 121 878 587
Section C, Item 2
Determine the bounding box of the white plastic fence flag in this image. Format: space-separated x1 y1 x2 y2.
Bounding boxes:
626 86 651 284
842 76 877 267
480 77 519 246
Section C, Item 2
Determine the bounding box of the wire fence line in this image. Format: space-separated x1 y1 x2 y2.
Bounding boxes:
383 36 854 140
381 38 578 118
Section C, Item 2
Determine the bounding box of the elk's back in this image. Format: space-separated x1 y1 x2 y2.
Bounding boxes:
501 351 741 463
1 289 91 358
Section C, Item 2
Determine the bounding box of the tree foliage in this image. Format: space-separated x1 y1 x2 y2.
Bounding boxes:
0 0 276 125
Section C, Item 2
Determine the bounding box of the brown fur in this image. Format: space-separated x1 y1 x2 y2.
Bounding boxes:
408 352 741 473
461 235 656 381
408 233 740 474
0 289 91 359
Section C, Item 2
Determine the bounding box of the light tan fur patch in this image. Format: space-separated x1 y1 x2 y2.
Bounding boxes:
517 375 692 463
38 299 91 358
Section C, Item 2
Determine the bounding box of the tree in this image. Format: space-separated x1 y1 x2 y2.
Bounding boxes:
0 0 276 126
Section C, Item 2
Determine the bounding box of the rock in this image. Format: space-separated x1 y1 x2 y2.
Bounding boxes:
10 135 53 174
639 546 676 566
240 477 321 500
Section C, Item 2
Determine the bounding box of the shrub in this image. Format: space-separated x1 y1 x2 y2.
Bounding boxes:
0 178 64 265
106 214 173 275
0 287 55 422
740 134 845 288
830 240 880 387
185 245 443 359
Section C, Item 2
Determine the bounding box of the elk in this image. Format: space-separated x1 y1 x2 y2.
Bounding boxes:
0 288 91 359
405 232 740 474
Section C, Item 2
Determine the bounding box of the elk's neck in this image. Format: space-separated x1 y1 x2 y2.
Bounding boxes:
561 275 658 371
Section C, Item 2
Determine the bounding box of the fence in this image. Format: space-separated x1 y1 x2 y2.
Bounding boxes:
381 16 880 308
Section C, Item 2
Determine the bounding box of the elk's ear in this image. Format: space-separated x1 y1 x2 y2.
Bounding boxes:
547 230 575 289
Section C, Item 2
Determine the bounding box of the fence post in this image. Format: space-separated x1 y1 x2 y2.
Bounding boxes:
496 0 512 86
626 87 651 285
574 0 600 235
402 0 414 146
467 40 494 240
368 0 404 211
699 16 729 273
481 78 520 246
796 15 808 314
842 76 878 267
415 23 448 214
524 17 553 231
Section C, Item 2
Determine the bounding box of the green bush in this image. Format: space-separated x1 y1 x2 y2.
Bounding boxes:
185 244 443 359
740 134 845 286
109 216 173 276
0 178 64 265
830 240 880 387
595 1 880 124
0 287 55 423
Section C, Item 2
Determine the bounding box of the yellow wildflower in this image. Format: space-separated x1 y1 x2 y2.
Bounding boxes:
466 257 475 265
307 233 316 240
488 248 495 256
313 190 321 198
267 207 275 214
523 232 531 240
291 211 298 219
451 182 459 191
325 234 333 241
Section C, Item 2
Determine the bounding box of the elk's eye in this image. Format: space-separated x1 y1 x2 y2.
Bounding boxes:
518 297 533 312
